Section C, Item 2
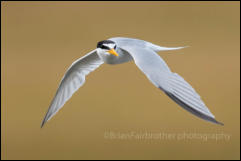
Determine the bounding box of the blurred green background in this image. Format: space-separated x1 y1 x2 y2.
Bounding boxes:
1 1 240 160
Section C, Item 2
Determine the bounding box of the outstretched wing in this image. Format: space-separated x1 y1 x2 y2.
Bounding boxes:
111 38 223 125
109 37 186 52
41 50 103 127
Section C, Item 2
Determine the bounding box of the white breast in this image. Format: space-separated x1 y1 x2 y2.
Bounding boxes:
97 48 133 65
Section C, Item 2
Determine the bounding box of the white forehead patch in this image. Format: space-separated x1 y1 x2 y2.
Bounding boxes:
103 43 115 49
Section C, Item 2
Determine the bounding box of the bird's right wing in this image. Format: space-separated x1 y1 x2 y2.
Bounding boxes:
110 37 186 52
112 42 223 125
41 50 103 127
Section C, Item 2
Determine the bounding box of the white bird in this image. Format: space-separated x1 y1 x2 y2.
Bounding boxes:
41 37 223 127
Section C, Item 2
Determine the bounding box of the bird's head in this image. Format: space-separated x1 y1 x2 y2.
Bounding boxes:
96 40 119 56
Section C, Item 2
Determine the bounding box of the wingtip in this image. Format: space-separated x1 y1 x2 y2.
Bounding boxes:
213 119 224 126
41 119 47 128
208 116 224 126
156 46 189 52
176 46 190 50
40 122 45 128
163 90 224 126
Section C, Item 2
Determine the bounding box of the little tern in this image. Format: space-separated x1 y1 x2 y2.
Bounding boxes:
41 37 223 127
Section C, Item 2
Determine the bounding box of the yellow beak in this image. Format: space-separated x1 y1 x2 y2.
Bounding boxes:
108 48 119 56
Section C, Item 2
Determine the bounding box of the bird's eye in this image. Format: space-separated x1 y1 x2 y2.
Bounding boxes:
114 45 117 49
101 45 109 50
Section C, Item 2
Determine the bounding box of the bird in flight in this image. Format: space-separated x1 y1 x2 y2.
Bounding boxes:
41 37 223 127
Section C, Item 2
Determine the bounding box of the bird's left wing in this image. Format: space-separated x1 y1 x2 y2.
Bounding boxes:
41 50 103 127
111 39 223 125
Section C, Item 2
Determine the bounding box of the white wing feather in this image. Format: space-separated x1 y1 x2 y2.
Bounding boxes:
110 37 187 52
111 38 223 125
41 50 103 127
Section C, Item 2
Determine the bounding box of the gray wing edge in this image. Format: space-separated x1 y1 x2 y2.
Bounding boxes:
161 88 224 125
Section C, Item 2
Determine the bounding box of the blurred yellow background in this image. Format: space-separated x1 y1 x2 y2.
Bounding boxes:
1 1 240 160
